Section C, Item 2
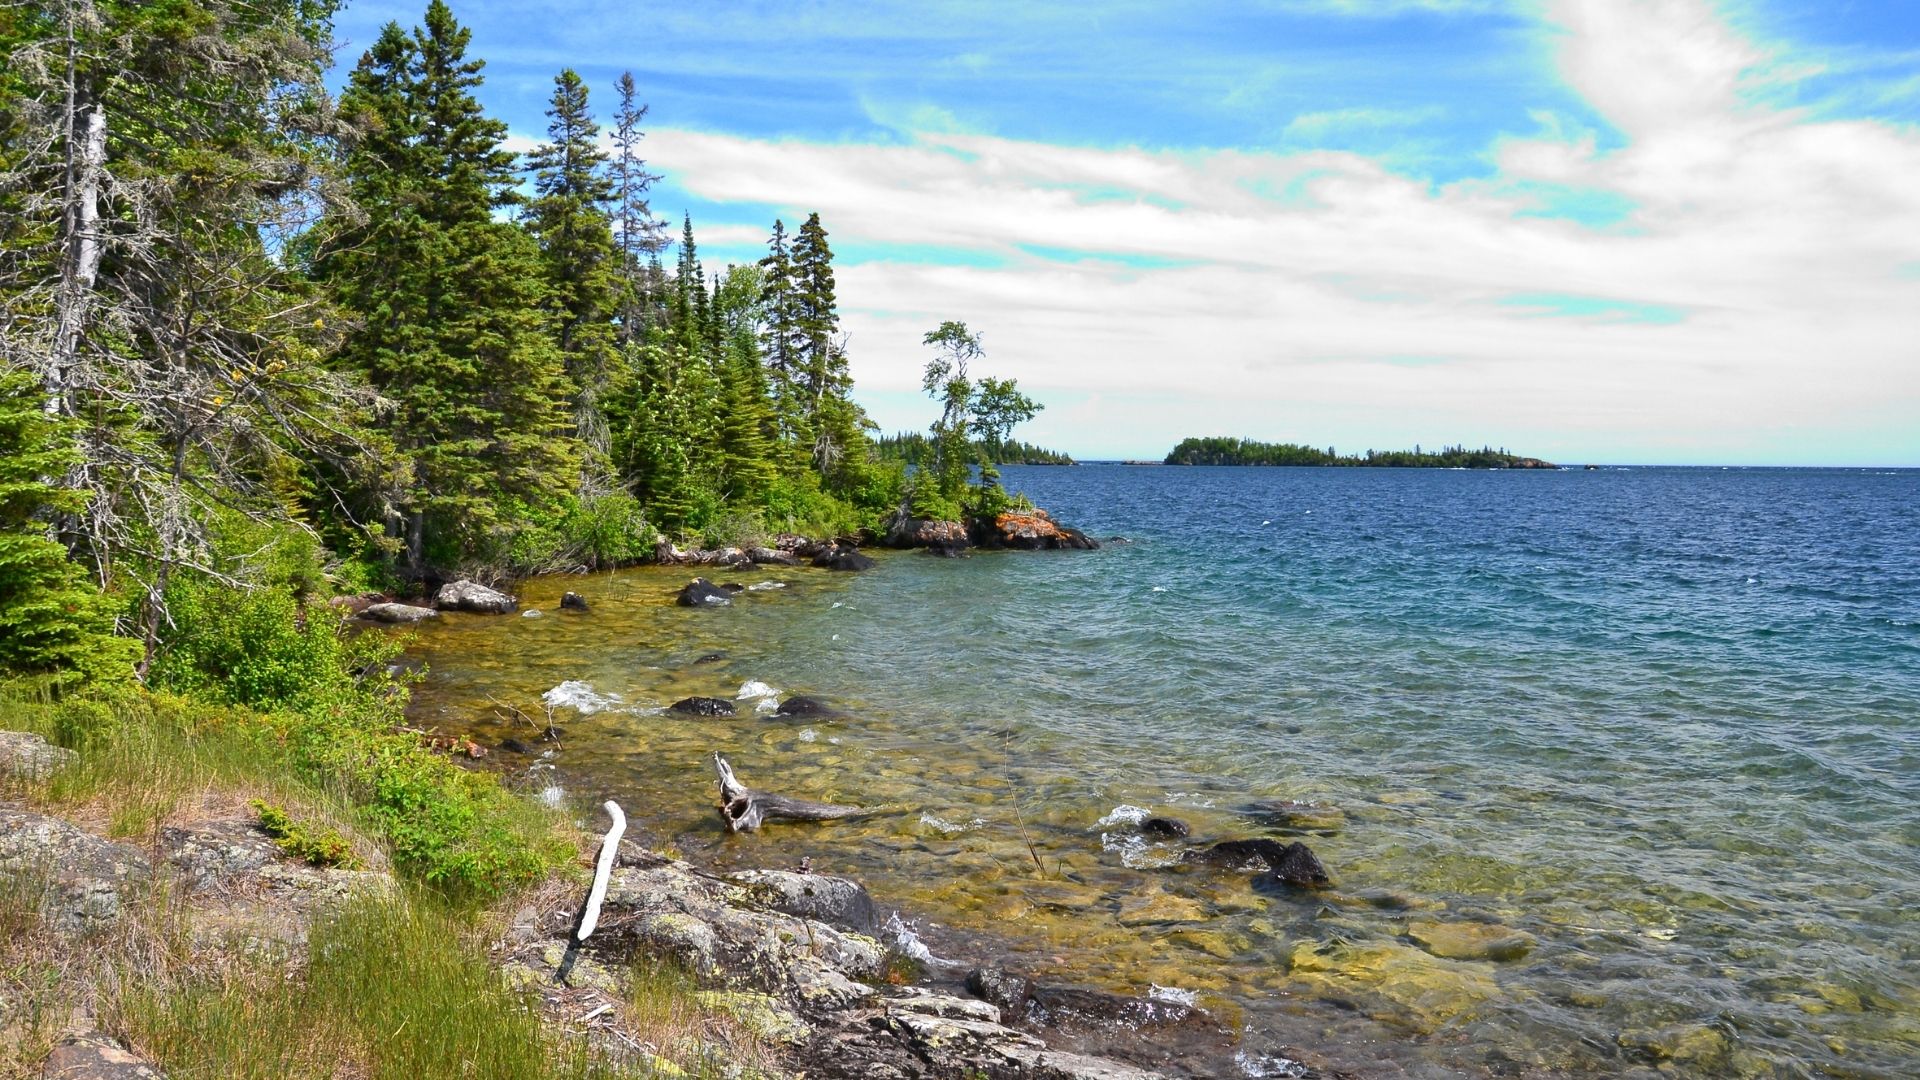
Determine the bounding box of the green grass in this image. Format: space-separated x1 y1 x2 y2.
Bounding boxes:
117 896 642 1080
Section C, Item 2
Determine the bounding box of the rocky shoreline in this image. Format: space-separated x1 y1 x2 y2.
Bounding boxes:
0 727 1346 1079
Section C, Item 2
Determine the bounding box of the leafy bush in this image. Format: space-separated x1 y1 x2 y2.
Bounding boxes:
251 799 364 870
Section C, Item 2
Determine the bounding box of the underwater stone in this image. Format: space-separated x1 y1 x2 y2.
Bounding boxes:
669 696 738 718
1406 919 1536 962
559 591 589 611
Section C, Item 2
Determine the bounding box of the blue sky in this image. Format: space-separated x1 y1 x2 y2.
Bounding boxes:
330 1 1920 465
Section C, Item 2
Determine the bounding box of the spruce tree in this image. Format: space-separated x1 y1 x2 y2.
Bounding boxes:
610 71 665 344
326 1 577 568
711 266 777 502
0 367 131 685
789 213 865 483
527 68 620 451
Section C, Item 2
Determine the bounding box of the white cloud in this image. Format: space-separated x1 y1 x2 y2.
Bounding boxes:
1283 106 1447 141
649 0 1920 463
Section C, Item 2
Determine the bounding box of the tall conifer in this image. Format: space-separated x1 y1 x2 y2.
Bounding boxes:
326 1 577 568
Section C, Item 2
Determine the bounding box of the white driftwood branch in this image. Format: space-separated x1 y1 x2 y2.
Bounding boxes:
576 800 627 941
711 752 872 832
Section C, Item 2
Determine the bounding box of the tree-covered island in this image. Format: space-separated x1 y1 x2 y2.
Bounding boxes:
1164 437 1557 469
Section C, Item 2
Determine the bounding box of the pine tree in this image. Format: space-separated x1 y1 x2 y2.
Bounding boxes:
526 68 620 452
0 366 131 685
325 1 577 568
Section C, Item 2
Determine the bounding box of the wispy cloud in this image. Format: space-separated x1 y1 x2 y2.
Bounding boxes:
644 0 1920 463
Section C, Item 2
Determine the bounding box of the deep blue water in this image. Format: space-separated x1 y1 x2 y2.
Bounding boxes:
412 464 1920 1078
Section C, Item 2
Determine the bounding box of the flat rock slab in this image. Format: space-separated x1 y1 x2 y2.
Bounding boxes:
0 809 151 935
357 602 437 624
40 1032 166 1079
0 731 78 782
730 868 876 933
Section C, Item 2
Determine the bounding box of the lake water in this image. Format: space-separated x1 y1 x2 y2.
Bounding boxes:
403 465 1920 1078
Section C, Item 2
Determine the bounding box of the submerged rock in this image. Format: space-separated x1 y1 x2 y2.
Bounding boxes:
963 965 1231 1066
1138 817 1190 839
774 695 836 719
669 696 738 718
1188 839 1332 889
676 578 733 607
1287 937 1498 1032
1406 919 1536 962
559 591 589 612
1240 799 1346 833
432 579 517 614
357 601 438 624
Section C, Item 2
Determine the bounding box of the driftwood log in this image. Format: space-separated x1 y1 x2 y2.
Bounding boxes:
713 752 874 832
576 800 627 941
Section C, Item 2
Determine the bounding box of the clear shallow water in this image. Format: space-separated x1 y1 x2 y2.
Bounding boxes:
405 465 1920 1079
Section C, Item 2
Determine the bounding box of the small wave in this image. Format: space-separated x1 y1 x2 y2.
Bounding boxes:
831 601 844 609
754 697 780 715
537 784 565 809
1149 983 1198 1007
1165 792 1217 808
1094 805 1150 828
884 912 958 969
1100 830 1183 869
542 680 622 715
521 609 543 618
919 812 984 835
1235 1051 1308 1079
737 679 779 700
1151 586 1166 593
747 581 786 591
798 728 817 743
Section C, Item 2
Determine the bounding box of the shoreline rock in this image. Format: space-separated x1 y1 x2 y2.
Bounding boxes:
433 579 518 614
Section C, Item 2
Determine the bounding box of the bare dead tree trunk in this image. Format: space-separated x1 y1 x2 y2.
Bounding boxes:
48 0 104 419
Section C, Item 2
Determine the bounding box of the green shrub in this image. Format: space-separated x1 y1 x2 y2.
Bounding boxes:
250 799 364 870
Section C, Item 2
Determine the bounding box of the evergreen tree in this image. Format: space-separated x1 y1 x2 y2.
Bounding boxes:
526 68 620 451
610 71 665 344
789 213 867 485
757 219 806 451
325 1 577 568
0 366 131 685
711 265 777 501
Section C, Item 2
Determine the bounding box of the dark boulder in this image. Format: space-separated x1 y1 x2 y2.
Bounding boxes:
559 591 589 612
1187 838 1332 889
747 546 800 566
1139 817 1190 839
720 582 747 593
669 696 738 718
693 652 727 665
812 545 876 572
675 578 733 607
920 543 969 558
498 737 532 754
774 695 835 719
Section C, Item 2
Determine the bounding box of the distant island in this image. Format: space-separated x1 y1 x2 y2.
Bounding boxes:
1164 437 1556 469
876 431 1076 466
